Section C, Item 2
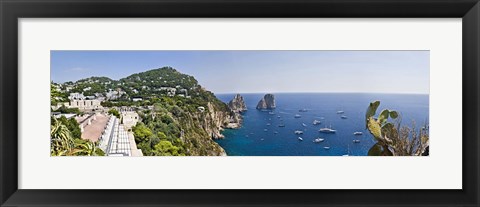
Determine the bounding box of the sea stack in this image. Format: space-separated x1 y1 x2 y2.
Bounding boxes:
256 94 276 110
228 94 248 113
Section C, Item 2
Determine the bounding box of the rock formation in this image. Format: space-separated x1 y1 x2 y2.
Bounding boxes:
228 94 247 113
256 94 276 110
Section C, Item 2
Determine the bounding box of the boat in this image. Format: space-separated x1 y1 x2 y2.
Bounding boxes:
353 132 363 135
313 138 325 143
324 146 330 150
264 129 268 132
336 110 345 114
298 137 303 141
268 111 275 115
341 115 347 119
353 139 361 143
294 114 302 118
266 123 271 126
299 109 308 112
278 124 286 127
302 123 307 127
343 145 350 156
277 116 281 118
313 120 321 125
274 131 278 134
319 126 336 133
294 130 304 135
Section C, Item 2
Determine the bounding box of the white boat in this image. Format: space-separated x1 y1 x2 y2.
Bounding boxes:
264 129 268 132
298 137 303 141
341 115 347 119
268 111 275 115
294 114 302 118
294 130 304 135
299 109 308 112
353 139 361 143
336 110 344 114
353 132 363 135
313 120 321 125
274 131 278 134
278 124 286 127
313 138 324 143
319 126 336 133
343 145 350 156
324 146 330 150
302 123 307 127
266 123 271 126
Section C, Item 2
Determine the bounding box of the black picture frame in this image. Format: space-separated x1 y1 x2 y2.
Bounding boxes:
1 0 479 206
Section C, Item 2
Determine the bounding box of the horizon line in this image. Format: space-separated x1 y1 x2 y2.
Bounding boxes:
214 92 429 95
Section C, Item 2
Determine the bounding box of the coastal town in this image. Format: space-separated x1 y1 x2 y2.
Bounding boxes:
50 67 244 156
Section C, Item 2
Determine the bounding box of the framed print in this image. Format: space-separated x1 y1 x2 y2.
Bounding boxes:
1 0 479 206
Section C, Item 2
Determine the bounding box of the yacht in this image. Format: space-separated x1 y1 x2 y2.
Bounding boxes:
278 123 286 127
341 115 348 119
264 129 268 132
336 110 345 114
266 123 271 126
268 111 275 115
319 126 337 133
302 123 308 127
353 132 363 135
324 146 330 150
294 130 304 135
353 139 361 143
299 109 308 112
274 131 278 134
298 137 303 141
294 114 302 118
313 120 321 125
313 138 325 143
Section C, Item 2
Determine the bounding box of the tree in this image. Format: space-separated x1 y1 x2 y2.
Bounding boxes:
132 123 153 143
50 83 62 106
108 108 120 118
153 140 179 156
51 117 105 156
51 120 75 156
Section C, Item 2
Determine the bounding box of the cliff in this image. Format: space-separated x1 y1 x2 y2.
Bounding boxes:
256 94 276 110
176 99 241 156
124 67 242 156
228 94 247 113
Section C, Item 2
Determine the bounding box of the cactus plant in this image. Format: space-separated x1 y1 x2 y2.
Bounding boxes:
365 101 398 155
365 101 429 156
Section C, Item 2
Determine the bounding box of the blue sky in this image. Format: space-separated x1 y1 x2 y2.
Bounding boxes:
51 51 429 94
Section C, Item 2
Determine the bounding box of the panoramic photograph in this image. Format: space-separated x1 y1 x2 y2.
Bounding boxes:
50 51 429 156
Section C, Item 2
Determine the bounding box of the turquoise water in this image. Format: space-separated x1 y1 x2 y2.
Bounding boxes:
215 93 429 156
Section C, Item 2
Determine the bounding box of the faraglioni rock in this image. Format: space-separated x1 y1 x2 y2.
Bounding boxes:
228 94 247 113
256 94 276 110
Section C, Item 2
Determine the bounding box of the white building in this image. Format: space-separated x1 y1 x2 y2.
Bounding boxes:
69 93 85 100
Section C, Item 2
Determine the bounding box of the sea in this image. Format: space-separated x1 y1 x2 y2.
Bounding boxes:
215 93 429 156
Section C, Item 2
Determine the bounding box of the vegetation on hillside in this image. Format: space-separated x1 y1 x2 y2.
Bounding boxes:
51 67 235 156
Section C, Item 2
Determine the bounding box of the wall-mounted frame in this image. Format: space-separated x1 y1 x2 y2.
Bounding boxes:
1 0 479 206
